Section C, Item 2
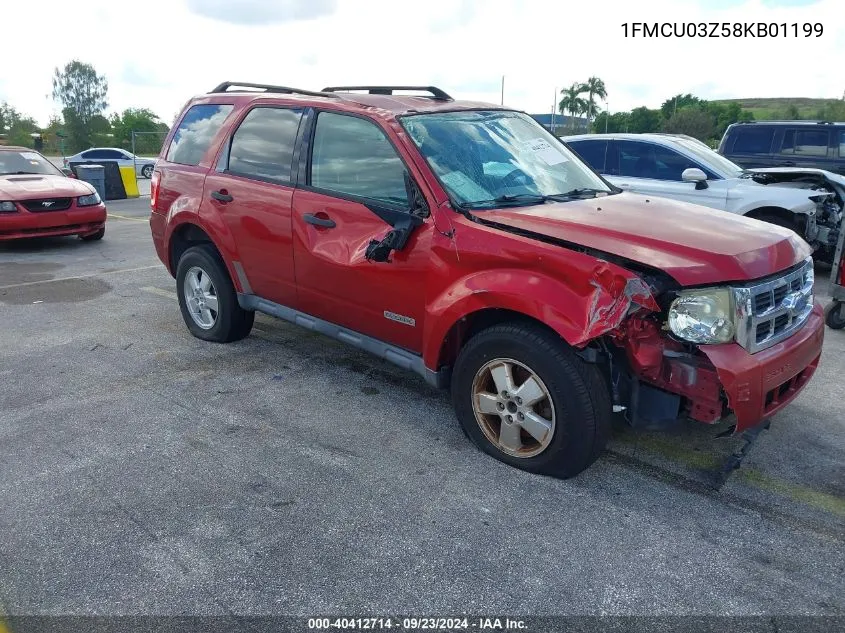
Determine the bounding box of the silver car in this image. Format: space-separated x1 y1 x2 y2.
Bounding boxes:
64 147 157 179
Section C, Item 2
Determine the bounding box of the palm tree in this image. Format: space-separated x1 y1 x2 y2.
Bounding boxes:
558 83 587 131
579 76 607 123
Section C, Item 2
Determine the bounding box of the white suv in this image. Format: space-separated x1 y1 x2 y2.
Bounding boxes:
562 133 841 259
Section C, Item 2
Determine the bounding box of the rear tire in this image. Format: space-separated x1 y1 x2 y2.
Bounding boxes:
825 301 845 330
451 322 611 478
175 244 254 343
141 164 153 179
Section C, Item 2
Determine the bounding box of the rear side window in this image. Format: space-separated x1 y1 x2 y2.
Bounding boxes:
310 112 409 206
840 131 845 158
226 107 303 183
568 140 607 172
167 104 234 166
731 127 774 154
781 129 829 156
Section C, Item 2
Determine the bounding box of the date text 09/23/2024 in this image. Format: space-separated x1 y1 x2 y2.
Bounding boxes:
307 617 527 630
621 22 823 37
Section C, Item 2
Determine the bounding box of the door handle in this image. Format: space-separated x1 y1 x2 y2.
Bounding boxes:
780 161 795 166
211 190 233 203
303 213 336 228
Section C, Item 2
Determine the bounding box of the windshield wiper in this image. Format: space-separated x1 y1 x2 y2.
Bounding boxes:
456 194 548 210
547 188 606 200
0 171 43 176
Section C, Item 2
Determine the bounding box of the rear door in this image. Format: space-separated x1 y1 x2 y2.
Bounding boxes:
202 105 305 307
291 110 431 352
777 127 834 171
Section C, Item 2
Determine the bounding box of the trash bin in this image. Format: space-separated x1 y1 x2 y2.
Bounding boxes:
74 164 106 202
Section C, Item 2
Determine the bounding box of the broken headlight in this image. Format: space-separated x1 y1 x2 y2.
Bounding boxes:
668 289 735 344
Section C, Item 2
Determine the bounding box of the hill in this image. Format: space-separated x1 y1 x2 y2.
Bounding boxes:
711 97 840 120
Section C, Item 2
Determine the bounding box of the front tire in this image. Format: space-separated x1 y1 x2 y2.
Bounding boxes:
175 244 254 343
80 227 105 241
451 322 611 478
825 301 845 330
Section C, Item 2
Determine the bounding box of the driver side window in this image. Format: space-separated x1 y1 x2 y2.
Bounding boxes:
310 112 409 208
617 141 711 181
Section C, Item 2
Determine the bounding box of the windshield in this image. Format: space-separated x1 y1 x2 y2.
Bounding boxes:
0 150 64 176
400 110 613 209
673 138 744 178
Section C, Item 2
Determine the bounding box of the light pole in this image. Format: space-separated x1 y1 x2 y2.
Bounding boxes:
604 98 609 133
500 75 504 105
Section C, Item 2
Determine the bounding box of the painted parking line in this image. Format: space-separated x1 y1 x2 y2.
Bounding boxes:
141 286 177 300
108 213 149 222
0 265 163 291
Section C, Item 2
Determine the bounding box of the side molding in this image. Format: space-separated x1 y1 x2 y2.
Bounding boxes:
237 294 450 389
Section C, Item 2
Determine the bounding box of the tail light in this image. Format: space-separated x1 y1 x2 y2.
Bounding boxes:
150 170 160 211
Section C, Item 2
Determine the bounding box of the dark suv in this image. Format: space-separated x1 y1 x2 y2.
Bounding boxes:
719 120 845 175
148 82 824 478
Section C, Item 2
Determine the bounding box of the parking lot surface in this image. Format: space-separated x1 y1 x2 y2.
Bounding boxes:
1 198 844 618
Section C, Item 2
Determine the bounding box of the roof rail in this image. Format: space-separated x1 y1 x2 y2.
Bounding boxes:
209 81 337 98
736 119 836 125
321 85 454 101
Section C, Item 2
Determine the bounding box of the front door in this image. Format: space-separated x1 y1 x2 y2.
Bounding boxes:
291 110 431 353
607 140 728 210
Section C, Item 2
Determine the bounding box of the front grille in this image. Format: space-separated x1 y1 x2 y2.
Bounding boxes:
21 198 72 212
734 258 814 353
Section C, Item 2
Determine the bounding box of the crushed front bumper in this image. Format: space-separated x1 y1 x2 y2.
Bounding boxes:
699 303 825 432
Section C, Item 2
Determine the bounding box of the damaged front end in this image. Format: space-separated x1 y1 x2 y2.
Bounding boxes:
580 258 824 436
747 170 844 261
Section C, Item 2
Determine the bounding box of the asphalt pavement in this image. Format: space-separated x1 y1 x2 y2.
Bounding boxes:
0 198 843 622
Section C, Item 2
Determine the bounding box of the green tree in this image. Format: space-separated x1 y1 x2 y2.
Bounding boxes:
558 83 587 131
591 111 629 133
662 108 716 141
661 93 705 119
0 102 40 147
579 76 607 122
627 106 662 133
52 60 109 150
110 108 169 154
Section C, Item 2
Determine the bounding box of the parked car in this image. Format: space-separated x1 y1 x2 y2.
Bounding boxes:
149 82 824 478
562 132 842 263
64 147 157 179
0 146 106 241
718 120 845 176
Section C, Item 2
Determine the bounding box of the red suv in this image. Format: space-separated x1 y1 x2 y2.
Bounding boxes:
149 82 825 478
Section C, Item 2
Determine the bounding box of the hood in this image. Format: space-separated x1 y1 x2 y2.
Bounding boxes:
480 192 811 287
0 174 95 199
747 167 845 187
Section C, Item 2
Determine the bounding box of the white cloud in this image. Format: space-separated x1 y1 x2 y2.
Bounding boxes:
2 0 842 127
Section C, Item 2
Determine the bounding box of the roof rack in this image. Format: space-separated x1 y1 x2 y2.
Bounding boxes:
209 81 337 98
321 85 454 101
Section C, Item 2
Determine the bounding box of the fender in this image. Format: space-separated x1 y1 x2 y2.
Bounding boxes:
422 259 660 370
162 202 245 291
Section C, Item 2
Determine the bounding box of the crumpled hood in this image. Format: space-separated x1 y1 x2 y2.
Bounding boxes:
0 174 94 199
480 192 811 286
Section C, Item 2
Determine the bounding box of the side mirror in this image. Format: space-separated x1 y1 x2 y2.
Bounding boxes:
682 167 708 190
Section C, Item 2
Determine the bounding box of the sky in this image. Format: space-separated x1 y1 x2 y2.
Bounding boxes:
1 0 841 127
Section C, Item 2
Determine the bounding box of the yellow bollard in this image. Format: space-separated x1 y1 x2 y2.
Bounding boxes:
119 166 140 198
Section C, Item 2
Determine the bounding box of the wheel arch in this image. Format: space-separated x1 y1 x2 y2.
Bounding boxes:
167 219 246 292
423 266 660 372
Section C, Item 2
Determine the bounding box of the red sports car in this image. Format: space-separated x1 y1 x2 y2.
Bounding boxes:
0 146 107 241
